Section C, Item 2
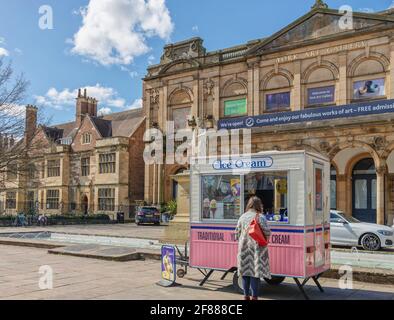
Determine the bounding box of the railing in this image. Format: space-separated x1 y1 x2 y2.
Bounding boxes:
0 201 139 226
220 49 248 61
58 137 72 145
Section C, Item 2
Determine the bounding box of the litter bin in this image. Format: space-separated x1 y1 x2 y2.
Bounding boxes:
117 212 125 224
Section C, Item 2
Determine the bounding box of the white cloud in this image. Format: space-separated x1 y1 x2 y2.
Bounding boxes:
120 65 139 78
130 98 142 109
147 55 156 65
70 0 174 66
72 6 87 16
0 48 9 57
358 8 375 13
390 1 394 9
34 84 134 111
0 37 9 57
98 107 112 116
0 103 25 118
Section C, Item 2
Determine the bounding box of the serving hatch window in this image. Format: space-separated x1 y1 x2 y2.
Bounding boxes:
315 167 323 213
244 171 289 223
201 175 241 221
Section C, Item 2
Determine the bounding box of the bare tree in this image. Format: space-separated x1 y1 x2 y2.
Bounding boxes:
0 58 30 188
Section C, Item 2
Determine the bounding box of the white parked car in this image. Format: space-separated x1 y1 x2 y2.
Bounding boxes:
330 210 394 251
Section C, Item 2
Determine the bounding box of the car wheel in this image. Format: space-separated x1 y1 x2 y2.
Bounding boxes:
360 233 381 251
264 276 286 286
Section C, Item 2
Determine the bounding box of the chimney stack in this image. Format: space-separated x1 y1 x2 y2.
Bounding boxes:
76 89 98 127
25 105 38 145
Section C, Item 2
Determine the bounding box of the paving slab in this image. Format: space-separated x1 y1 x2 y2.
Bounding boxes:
48 244 141 262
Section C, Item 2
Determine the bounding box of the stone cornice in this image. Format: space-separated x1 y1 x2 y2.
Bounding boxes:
144 28 393 82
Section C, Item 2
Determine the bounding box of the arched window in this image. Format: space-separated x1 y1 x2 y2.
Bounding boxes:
350 55 388 102
303 63 337 108
169 89 192 131
261 72 292 113
220 80 247 118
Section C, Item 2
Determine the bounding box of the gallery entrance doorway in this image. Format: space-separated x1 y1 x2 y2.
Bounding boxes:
352 158 377 223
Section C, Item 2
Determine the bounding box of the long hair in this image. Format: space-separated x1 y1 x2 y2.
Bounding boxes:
245 196 263 214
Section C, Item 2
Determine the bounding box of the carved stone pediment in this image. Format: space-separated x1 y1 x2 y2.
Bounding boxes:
248 10 394 55
160 37 206 64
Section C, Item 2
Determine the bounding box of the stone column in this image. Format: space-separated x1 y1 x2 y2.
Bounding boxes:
336 174 347 212
144 163 151 203
152 163 157 205
159 82 168 206
390 41 394 99
144 86 153 204
291 60 301 111
376 165 386 225
157 163 161 205
253 62 260 116
387 173 394 226
192 76 199 119
338 53 348 105
247 65 254 116
213 78 220 125
346 173 353 216
161 82 168 133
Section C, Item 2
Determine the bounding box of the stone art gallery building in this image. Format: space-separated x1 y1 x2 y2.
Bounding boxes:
143 1 394 226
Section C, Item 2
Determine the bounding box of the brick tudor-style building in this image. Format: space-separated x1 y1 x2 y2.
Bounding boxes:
143 1 394 226
0 89 146 219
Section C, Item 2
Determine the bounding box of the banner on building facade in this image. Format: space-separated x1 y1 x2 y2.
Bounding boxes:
266 92 291 112
307 86 335 105
218 99 394 130
224 98 247 117
353 78 385 100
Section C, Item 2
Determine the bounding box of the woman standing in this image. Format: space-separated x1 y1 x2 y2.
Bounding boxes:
236 196 271 300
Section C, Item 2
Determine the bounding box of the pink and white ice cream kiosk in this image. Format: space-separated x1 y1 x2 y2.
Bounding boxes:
188 150 331 299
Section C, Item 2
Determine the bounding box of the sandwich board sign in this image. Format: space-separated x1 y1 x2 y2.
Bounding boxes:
157 245 178 287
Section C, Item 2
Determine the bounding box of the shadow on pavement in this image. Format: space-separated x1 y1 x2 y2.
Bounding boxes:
179 276 394 300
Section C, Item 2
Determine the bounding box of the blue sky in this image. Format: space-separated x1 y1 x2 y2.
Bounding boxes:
0 0 393 125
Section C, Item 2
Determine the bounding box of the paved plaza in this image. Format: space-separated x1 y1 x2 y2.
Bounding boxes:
0 245 393 300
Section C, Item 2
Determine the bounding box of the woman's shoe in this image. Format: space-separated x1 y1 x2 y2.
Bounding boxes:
244 296 250 300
